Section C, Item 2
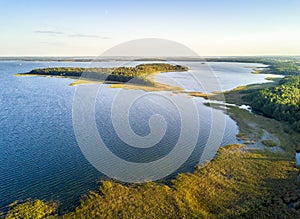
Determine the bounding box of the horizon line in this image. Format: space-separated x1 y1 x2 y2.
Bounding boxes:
0 55 300 58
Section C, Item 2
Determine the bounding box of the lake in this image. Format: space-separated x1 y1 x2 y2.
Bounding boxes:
0 60 280 213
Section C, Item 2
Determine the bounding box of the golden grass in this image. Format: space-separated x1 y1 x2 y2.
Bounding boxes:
66 145 300 218
6 144 300 218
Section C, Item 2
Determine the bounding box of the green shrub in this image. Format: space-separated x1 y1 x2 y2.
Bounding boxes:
261 140 277 147
5 200 57 219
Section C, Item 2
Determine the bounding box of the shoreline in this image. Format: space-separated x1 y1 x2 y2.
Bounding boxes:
16 71 184 92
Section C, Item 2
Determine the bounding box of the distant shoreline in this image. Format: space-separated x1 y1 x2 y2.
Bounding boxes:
1 56 299 63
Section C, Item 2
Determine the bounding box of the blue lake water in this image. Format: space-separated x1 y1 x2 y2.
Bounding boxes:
0 61 280 212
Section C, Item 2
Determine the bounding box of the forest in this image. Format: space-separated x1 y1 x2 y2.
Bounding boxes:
267 61 300 75
245 75 300 131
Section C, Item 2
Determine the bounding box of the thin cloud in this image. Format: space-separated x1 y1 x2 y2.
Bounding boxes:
69 34 111 39
34 30 64 35
34 30 111 39
39 41 66 46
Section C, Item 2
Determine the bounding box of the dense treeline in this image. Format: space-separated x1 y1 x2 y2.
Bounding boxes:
246 75 300 131
267 61 300 75
26 63 188 85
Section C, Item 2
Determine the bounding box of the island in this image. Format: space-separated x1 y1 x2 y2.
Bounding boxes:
17 63 188 90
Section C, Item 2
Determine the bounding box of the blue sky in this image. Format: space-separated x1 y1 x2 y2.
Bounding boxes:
0 0 300 56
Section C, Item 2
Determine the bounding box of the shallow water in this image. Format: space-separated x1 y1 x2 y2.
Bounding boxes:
155 62 281 92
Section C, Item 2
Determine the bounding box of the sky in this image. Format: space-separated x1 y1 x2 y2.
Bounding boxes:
0 0 300 56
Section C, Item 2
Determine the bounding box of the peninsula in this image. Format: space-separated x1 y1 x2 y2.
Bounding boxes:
17 63 188 89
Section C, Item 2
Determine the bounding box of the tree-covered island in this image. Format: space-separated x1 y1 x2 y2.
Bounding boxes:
19 63 188 87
